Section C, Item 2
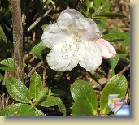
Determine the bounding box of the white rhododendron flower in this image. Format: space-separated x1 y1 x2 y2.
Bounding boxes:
41 9 116 71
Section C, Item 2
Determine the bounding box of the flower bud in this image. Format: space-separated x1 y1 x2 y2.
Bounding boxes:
96 38 116 59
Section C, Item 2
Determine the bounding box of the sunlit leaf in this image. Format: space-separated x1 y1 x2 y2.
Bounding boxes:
93 0 110 13
108 54 119 76
0 103 45 116
100 74 128 115
29 71 42 100
0 58 15 71
85 0 93 8
36 88 48 102
29 42 46 59
0 58 26 71
6 77 32 103
71 80 98 116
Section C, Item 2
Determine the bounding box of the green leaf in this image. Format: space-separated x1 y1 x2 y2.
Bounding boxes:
0 25 7 43
119 54 128 58
93 0 110 13
40 96 66 116
0 58 15 71
72 100 95 116
34 109 46 116
5 77 32 103
29 71 42 100
102 29 130 45
108 54 119 76
0 73 3 82
100 74 128 115
29 42 46 59
101 1 111 12
71 80 98 116
0 58 26 71
85 0 93 8
94 12 126 18
37 88 48 102
93 0 104 10
41 24 48 31
0 103 45 116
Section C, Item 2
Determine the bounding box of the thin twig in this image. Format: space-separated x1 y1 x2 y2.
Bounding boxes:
119 64 130 74
42 66 47 87
1 93 5 110
28 61 44 77
27 8 53 32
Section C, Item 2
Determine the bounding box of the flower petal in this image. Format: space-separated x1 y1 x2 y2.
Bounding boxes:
96 38 116 59
57 10 75 30
57 9 85 30
41 23 71 48
85 18 100 39
58 9 100 41
79 41 102 71
46 40 79 71
79 18 100 41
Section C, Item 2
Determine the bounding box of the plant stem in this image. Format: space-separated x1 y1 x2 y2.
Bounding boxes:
11 0 24 82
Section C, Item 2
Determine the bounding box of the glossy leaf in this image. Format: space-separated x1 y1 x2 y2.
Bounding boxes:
109 54 119 76
0 103 45 116
0 58 26 71
102 29 130 45
0 58 15 71
72 101 95 116
71 80 98 116
6 77 32 103
29 71 42 100
36 88 48 102
100 74 128 115
29 42 46 59
40 96 66 116
0 25 7 43
0 73 3 82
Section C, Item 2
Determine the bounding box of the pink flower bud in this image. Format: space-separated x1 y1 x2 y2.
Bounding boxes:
96 38 116 59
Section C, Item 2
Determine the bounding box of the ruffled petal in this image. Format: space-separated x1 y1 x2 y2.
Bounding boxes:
79 18 100 41
57 9 100 41
46 40 79 71
41 23 71 48
57 11 74 30
79 41 102 71
57 9 84 30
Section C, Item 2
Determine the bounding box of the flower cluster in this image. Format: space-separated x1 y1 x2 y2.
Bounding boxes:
41 9 116 71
